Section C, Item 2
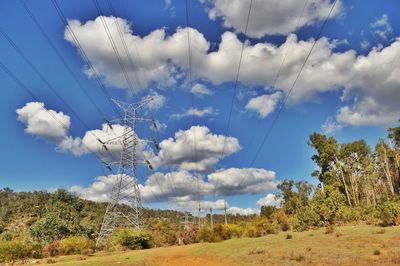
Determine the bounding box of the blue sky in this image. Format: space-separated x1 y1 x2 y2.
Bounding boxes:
0 0 399 214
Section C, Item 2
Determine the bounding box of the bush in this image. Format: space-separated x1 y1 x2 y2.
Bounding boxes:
293 207 322 232
272 210 290 231
0 231 13 241
197 226 213 242
42 240 60 257
60 236 94 255
111 228 153 250
375 198 400 226
30 214 69 244
0 240 33 264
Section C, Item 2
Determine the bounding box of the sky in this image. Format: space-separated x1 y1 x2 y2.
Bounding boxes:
0 0 399 215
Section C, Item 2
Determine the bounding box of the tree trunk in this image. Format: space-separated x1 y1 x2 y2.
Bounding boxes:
383 147 395 195
335 156 352 206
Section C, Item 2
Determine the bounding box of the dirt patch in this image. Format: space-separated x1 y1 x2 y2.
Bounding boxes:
148 255 237 266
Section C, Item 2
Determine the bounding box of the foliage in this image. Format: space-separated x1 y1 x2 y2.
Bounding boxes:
260 205 277 219
375 197 400 226
60 236 94 255
0 240 32 264
111 228 153 250
30 214 69 244
42 240 60 258
293 207 322 232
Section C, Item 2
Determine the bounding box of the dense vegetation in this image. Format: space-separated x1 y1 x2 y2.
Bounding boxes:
0 126 399 264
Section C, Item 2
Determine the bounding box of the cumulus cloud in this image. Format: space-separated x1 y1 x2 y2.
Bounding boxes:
227 207 259 215
151 126 241 171
16 102 70 142
171 107 214 120
208 168 278 196
191 83 214 96
65 17 209 92
65 16 400 128
256 193 282 207
245 91 282 118
205 0 343 38
57 123 148 163
336 40 400 126
140 170 213 202
71 166 279 204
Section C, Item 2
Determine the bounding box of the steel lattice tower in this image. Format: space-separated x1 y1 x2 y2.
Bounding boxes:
96 98 154 247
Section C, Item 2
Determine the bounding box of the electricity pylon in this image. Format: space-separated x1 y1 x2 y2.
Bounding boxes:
96 98 156 247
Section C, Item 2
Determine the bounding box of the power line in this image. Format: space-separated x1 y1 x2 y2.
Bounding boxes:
0 26 92 131
211 0 253 200
103 1 180 199
249 0 339 167
243 0 309 161
19 0 107 119
219 0 253 160
105 0 144 90
0 26 122 168
91 0 138 92
185 0 201 221
50 0 120 116
0 60 108 177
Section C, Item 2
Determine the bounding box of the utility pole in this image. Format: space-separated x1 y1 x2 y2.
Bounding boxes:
224 200 228 225
210 207 213 230
198 203 201 227
96 98 155 248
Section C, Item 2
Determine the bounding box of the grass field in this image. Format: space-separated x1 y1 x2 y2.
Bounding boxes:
28 225 400 266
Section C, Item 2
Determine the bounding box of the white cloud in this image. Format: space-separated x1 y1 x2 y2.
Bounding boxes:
140 170 213 202
191 83 214 96
65 16 400 128
256 193 282 207
227 207 259 216
321 116 343 134
57 123 148 163
16 102 70 142
65 17 209 92
71 166 279 204
336 40 400 126
151 126 241 171
245 91 282 118
142 91 166 110
205 0 343 38
208 168 278 196
70 174 120 202
336 98 399 127
370 14 392 39
171 107 214 120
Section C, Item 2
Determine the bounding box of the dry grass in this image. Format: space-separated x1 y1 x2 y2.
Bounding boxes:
27 225 400 266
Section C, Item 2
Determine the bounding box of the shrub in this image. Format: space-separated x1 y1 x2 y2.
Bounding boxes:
29 214 69 244
0 240 33 264
60 236 94 255
286 234 293 239
293 207 322 232
197 226 213 242
42 240 60 257
111 228 153 250
375 198 400 226
0 231 13 242
272 210 290 231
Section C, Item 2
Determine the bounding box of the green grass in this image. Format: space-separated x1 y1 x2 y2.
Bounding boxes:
28 225 400 266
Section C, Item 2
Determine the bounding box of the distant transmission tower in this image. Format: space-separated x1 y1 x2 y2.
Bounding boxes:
96 98 155 247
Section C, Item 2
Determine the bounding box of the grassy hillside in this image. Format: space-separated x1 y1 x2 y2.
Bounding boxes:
27 225 400 266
